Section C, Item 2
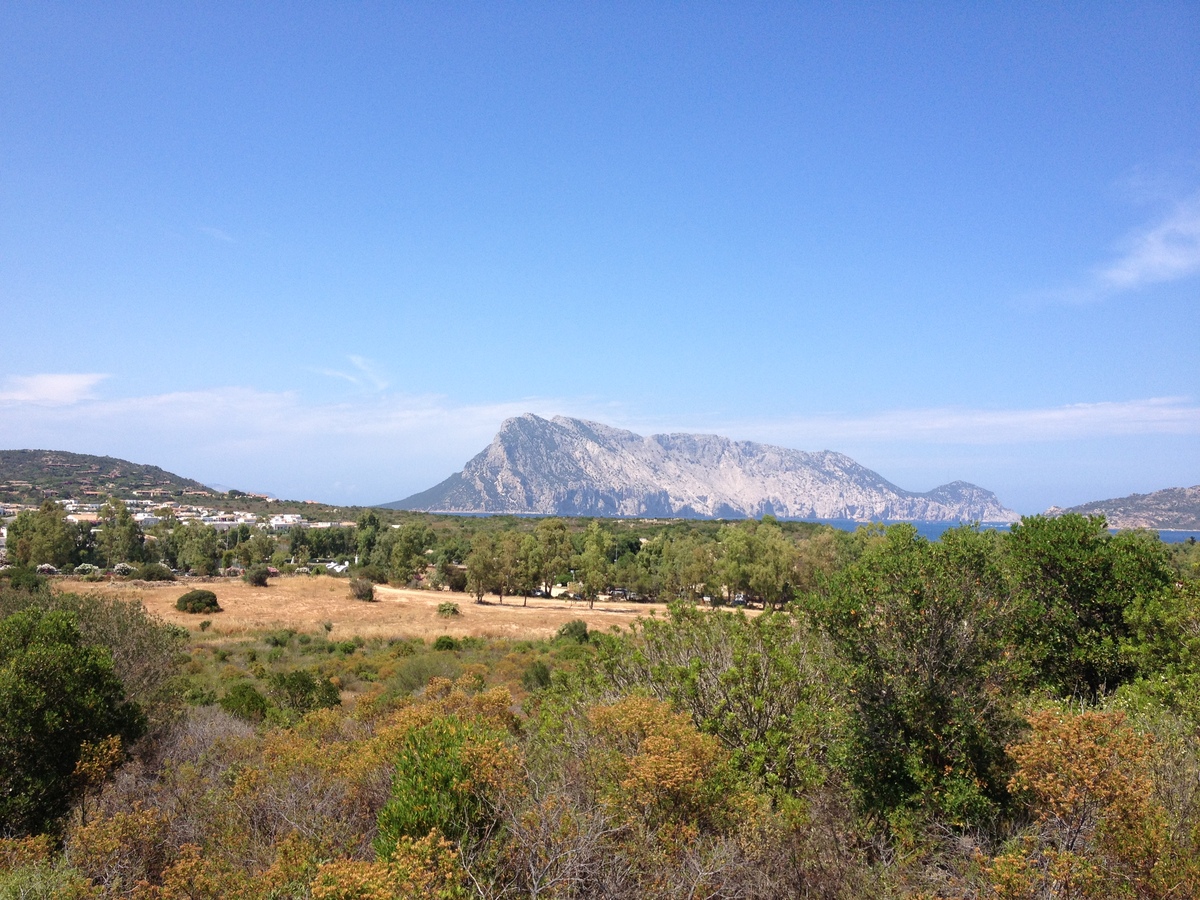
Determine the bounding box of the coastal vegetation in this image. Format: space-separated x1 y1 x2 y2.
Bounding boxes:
2 510 1199 896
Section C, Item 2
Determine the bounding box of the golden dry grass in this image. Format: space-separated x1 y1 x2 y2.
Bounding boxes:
54 574 671 641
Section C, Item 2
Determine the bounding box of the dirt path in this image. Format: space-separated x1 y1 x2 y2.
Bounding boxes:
54 575 671 641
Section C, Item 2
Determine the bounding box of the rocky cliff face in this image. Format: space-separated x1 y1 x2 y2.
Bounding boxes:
1046 485 1200 530
387 414 1019 522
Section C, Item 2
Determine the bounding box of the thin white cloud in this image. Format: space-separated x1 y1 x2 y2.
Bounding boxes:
3 380 1193 450
722 397 1200 447
0 373 109 405
1037 193 1200 303
1097 194 1200 291
198 226 234 243
313 355 390 392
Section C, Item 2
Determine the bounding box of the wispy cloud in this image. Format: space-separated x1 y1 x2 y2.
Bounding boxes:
0 373 109 405
1096 194 1200 291
1039 193 1200 303
313 355 390 392
1 381 1194 506
723 397 1200 447
198 226 234 243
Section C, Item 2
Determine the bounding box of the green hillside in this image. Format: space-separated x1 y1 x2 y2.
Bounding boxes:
0 449 216 505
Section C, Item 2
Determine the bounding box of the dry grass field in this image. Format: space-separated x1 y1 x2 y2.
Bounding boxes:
54 574 671 641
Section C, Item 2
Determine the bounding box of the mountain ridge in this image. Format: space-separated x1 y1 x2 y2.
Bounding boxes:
385 413 1020 522
1046 485 1200 530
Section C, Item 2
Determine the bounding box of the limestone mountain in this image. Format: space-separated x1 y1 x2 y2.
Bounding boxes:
385 414 1020 522
1045 485 1200 530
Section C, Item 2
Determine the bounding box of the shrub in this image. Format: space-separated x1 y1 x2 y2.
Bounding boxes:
375 715 515 854
244 564 270 587
0 608 146 835
521 659 552 691
556 619 590 644
198 620 212 632
445 569 468 593
74 563 99 576
35 564 58 576
264 629 295 647
266 669 340 715
437 602 460 618
175 590 221 614
349 577 375 602
357 564 390 584
112 562 135 576
433 635 460 652
1 568 46 592
219 682 269 722
135 562 175 582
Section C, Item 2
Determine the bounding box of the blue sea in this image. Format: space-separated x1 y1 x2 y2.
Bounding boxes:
805 519 1200 544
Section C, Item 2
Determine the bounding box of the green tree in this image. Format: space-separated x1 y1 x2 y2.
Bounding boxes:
748 519 797 609
535 518 572 594
466 533 499 603
356 510 382 563
6 500 78 568
176 522 220 575
0 608 145 835
596 602 837 797
389 523 436 585
717 523 756 604
820 524 1020 828
1006 514 1174 699
577 521 612 609
95 498 145 567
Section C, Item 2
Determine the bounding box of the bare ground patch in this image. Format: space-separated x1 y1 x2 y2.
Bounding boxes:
53 575 670 641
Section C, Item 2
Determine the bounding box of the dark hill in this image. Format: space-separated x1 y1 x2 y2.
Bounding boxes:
0 449 215 505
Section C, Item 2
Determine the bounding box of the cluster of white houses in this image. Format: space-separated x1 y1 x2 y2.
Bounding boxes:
0 496 357 539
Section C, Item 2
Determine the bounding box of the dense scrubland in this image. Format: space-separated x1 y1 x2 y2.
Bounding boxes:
3 509 1200 898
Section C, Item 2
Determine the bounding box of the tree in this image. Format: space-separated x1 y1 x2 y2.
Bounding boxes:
577 521 612 609
0 608 145 835
748 519 797 609
1006 514 1174 699
820 524 1020 827
389 523 436 585
535 519 572 595
717 523 756 604
6 500 78 568
356 511 382 563
466 533 499 603
516 533 543 606
176 522 219 575
95 498 145 567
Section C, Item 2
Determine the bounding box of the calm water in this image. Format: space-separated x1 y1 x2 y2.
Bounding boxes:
806 519 1200 544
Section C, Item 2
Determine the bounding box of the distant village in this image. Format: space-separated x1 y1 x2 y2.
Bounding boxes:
0 492 358 561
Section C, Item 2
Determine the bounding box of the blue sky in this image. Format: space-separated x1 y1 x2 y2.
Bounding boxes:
1 2 1197 512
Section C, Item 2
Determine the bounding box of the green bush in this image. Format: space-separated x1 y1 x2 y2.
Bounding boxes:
556 619 590 644
437 601 461 617
521 659 552 691
266 669 340 715
0 568 45 592
433 635 460 651
264 629 295 647
175 590 221 614
349 577 375 602
243 564 270 587
135 563 175 582
219 682 269 722
0 608 146 835
357 564 390 584
375 716 507 856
